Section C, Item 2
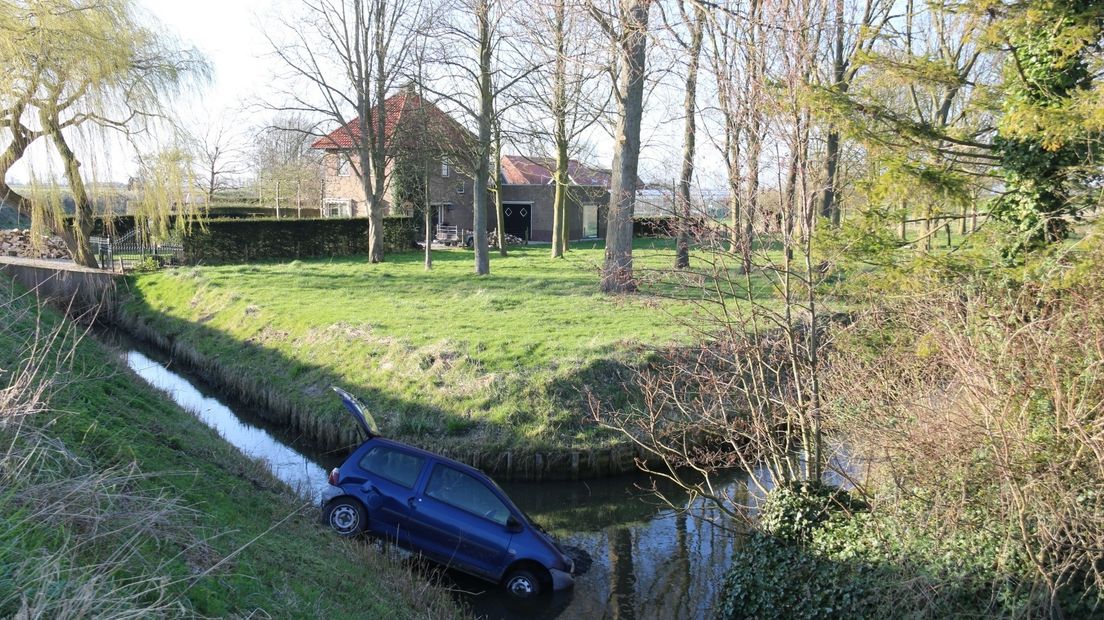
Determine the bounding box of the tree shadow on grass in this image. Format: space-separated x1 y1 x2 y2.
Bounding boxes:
112 289 473 462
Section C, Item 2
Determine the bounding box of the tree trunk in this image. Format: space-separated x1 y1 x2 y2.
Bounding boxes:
366 0 388 264
601 0 650 294
424 161 433 270
560 198 569 252
744 0 764 261
819 0 846 227
0 107 34 224
494 123 507 256
551 169 567 258
550 0 568 259
674 7 704 270
473 0 492 276
41 110 96 268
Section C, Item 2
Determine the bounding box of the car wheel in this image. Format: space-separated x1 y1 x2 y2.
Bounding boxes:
325 498 366 536
503 567 542 599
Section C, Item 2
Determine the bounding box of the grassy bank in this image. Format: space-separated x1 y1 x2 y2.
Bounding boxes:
0 279 461 618
120 240 732 461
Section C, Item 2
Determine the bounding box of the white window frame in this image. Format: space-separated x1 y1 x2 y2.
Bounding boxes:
324 199 352 218
336 157 351 177
441 159 451 178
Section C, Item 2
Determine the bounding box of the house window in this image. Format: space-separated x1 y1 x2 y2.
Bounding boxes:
441 160 450 178
583 204 599 238
324 200 351 218
431 203 451 226
336 157 351 177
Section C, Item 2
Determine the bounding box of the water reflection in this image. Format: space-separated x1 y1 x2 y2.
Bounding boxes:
457 475 745 619
123 349 332 500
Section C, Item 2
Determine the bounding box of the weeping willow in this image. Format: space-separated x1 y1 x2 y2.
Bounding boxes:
1 0 208 266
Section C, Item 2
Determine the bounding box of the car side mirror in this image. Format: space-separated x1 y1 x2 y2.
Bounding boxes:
506 515 523 533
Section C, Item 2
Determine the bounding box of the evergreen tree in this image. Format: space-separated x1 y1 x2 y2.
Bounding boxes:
992 0 1103 258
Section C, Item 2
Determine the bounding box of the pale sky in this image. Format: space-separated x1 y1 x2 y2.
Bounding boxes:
142 0 274 120
10 0 723 188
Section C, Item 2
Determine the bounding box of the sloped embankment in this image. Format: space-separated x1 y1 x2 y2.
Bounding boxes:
0 279 460 618
115 253 685 480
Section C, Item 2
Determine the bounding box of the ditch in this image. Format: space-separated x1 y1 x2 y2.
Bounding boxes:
105 330 745 619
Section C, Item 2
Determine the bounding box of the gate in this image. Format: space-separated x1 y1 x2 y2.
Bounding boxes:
90 229 184 272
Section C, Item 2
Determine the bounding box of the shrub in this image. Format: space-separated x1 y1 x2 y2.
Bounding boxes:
759 482 869 545
633 216 678 237
718 532 893 620
718 484 1051 619
129 255 163 273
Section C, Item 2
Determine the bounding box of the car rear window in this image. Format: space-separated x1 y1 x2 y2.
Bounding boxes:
358 446 425 489
424 465 511 525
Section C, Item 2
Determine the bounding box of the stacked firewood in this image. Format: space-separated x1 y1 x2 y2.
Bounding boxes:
489 233 526 248
0 229 71 259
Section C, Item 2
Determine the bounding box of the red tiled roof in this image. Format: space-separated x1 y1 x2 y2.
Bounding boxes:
500 155 612 187
310 91 471 151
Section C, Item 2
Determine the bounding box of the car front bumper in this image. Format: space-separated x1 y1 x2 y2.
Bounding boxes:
320 483 344 506
550 566 575 591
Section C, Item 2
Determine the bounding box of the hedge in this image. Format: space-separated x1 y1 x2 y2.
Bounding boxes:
69 208 327 237
633 216 705 238
182 217 419 264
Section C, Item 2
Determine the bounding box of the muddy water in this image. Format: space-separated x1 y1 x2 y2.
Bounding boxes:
116 337 744 619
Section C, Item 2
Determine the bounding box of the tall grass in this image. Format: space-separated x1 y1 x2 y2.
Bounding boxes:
0 286 463 619
0 297 189 618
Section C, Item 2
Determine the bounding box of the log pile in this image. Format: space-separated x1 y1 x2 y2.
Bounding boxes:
0 229 71 259
489 233 526 248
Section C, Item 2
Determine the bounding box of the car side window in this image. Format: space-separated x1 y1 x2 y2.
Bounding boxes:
425 465 511 526
358 446 425 489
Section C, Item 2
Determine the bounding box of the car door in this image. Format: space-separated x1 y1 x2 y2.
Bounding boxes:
406 463 514 580
355 444 427 543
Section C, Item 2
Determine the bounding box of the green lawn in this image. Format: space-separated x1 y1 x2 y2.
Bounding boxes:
0 280 460 619
122 240 750 455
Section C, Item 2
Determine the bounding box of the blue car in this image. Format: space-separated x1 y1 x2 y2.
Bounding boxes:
320 387 575 599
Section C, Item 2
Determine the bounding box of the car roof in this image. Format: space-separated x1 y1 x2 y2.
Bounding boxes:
366 437 490 480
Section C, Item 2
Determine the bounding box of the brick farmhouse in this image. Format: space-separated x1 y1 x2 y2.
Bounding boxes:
311 90 610 243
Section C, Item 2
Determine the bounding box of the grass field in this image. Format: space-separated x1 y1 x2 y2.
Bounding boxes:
122 239 746 455
0 280 460 618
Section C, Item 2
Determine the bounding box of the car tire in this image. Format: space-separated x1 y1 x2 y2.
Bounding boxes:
325 497 366 537
503 567 542 599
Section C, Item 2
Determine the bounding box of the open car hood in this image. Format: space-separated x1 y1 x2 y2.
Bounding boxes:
331 386 380 439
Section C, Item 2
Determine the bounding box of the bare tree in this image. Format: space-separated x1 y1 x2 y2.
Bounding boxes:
194 115 244 204
420 0 535 275
509 0 608 259
703 0 762 268
267 0 423 262
252 114 324 215
672 2 704 269
590 0 653 293
592 0 837 523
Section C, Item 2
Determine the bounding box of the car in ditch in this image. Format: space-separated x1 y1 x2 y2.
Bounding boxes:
320 387 575 599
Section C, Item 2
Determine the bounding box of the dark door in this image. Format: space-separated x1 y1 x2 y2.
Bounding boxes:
406 464 514 579
502 203 531 240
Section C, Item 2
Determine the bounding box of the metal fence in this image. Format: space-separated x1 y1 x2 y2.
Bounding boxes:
90 229 184 272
